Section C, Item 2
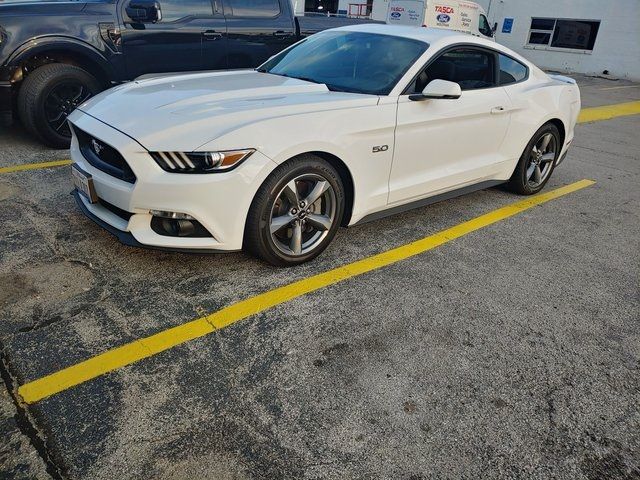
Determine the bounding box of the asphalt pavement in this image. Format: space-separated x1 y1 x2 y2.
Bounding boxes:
0 74 638 479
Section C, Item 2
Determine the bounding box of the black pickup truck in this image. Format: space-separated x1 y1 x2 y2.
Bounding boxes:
0 0 377 147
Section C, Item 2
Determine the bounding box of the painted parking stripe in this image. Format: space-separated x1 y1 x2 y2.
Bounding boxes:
598 85 640 91
17 179 595 404
0 100 638 175
0 159 72 174
577 100 640 123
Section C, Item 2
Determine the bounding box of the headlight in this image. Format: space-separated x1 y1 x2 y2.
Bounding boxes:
150 149 255 173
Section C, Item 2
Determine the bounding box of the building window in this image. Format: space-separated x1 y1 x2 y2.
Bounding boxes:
527 18 601 51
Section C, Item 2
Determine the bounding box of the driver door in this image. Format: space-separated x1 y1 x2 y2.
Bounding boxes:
389 47 512 204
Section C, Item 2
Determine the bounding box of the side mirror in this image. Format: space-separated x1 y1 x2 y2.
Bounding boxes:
126 0 162 24
409 79 461 101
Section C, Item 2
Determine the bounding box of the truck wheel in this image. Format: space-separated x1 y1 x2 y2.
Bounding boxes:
244 155 345 267
17 63 102 149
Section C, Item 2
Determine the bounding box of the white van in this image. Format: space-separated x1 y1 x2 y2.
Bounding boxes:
385 0 495 39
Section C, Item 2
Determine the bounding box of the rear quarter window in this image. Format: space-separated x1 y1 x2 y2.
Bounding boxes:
499 53 528 85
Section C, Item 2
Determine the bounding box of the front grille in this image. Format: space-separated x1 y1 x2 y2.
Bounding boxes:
73 126 136 184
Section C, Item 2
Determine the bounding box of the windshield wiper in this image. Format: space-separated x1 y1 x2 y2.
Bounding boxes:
274 73 322 85
325 84 358 93
255 71 353 93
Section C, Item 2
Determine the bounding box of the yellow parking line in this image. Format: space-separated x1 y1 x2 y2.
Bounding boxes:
0 159 71 174
598 85 640 91
578 100 640 123
17 179 595 404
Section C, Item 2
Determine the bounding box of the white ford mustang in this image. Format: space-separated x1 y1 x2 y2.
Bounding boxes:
69 24 580 266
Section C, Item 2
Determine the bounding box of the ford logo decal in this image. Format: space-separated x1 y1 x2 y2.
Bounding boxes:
437 13 450 22
390 11 401 18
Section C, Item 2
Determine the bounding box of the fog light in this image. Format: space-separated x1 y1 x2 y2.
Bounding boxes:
150 213 213 238
160 219 193 237
149 210 195 220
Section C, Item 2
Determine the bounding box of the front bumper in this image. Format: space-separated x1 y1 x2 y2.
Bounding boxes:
68 110 277 251
72 190 227 253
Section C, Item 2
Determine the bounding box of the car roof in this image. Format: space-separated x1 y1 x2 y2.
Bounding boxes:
331 23 470 44
331 23 542 74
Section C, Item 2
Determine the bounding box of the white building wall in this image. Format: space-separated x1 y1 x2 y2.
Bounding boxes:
475 0 640 80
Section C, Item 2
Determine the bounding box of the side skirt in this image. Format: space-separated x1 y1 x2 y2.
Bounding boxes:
353 180 505 226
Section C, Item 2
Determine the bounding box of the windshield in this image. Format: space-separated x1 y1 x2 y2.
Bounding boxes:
258 31 428 95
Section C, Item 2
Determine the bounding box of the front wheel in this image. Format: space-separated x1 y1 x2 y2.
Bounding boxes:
506 123 561 195
244 155 345 266
17 63 102 149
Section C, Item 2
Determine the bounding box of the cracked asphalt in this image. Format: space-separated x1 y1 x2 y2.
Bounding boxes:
1 74 639 479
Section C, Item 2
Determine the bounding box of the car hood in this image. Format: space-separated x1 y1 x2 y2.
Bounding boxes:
78 70 379 151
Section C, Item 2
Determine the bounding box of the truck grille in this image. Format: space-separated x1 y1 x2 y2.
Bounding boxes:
73 126 136 184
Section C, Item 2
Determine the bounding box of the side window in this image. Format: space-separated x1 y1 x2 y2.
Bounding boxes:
412 48 495 93
478 14 493 37
158 0 213 22
498 54 527 85
226 0 280 17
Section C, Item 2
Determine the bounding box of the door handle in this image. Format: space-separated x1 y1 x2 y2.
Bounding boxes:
202 30 223 40
273 30 293 37
491 106 508 114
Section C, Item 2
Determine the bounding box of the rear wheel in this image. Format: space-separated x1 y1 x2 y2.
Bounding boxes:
506 123 560 195
17 63 102 149
244 155 345 266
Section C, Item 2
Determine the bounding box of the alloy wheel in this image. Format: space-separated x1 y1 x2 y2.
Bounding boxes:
43 82 93 137
526 132 557 188
269 174 337 256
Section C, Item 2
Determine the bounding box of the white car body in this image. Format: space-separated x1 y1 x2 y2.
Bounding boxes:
68 24 580 253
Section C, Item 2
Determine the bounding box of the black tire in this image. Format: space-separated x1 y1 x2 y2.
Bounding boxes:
505 123 561 195
17 63 102 149
244 154 345 267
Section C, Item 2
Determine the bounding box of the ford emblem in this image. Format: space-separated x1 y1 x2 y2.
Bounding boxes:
390 11 401 18
437 13 450 22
